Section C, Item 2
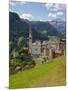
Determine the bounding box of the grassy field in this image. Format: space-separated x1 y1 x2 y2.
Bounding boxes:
9 56 66 89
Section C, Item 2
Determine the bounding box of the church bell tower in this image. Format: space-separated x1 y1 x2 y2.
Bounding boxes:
29 23 32 54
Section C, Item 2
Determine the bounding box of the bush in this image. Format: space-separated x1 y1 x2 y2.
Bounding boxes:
9 58 36 74
43 57 47 63
22 48 29 55
9 58 24 74
32 60 36 66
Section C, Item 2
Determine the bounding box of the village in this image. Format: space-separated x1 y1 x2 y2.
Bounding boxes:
28 23 66 62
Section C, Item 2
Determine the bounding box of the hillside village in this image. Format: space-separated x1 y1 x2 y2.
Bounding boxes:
28 23 66 61
9 14 66 75
11 22 66 68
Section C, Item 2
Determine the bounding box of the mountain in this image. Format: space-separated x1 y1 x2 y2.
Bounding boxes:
9 12 62 43
31 21 61 37
49 19 66 35
9 12 29 41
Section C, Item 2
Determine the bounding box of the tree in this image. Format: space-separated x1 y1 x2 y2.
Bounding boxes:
17 37 24 50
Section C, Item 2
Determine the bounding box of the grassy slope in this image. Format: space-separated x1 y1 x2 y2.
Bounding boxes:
9 56 66 89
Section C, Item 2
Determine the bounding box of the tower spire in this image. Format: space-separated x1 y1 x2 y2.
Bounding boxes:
29 23 32 54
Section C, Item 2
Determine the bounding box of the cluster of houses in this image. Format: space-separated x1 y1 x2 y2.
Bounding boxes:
28 24 66 60
31 39 65 59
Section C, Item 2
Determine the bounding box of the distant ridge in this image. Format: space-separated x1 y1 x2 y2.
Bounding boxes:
9 12 64 43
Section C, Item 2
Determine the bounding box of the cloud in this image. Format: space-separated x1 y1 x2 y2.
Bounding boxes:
45 3 60 10
45 3 66 12
20 13 33 20
19 1 26 5
9 1 27 6
48 11 64 20
48 13 57 18
45 3 54 9
9 1 16 6
47 19 52 21
39 19 46 22
58 4 66 10
57 12 64 16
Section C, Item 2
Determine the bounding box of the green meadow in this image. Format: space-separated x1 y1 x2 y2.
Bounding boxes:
9 56 66 89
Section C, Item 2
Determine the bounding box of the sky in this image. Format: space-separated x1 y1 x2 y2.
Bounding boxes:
9 1 66 21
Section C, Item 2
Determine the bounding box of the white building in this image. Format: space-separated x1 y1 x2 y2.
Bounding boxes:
32 41 41 56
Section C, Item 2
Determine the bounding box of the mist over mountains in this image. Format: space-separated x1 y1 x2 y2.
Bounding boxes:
49 19 66 35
